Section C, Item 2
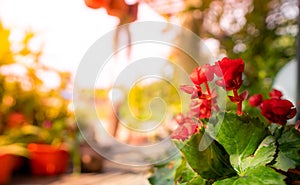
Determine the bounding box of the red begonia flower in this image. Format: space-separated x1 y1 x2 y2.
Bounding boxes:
248 94 263 107
214 57 244 91
180 85 200 99
171 120 199 141
269 89 283 99
174 113 185 125
190 64 214 86
260 99 297 125
210 88 220 112
228 90 249 104
190 98 212 119
180 85 213 100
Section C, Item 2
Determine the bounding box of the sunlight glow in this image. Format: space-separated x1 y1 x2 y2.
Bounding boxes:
0 0 165 74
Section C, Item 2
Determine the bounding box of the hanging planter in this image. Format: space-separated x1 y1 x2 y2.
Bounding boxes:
84 0 108 9
28 143 69 176
105 0 138 22
84 0 139 58
84 0 138 21
0 154 15 184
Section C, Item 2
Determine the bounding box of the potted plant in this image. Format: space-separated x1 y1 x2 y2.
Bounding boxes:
0 134 28 184
1 116 77 176
25 119 72 176
0 54 77 176
0 144 28 184
0 116 75 176
0 21 80 176
0 153 15 184
27 143 69 176
149 57 300 185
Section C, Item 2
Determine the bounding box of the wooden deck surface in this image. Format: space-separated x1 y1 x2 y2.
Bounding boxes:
11 172 150 185
11 160 151 185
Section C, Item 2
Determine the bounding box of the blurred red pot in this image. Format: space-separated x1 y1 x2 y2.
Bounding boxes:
28 143 69 176
0 154 15 184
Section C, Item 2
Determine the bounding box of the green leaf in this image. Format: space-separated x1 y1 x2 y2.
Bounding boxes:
186 175 207 185
206 112 268 173
273 126 300 171
175 159 206 185
148 155 182 185
175 159 194 183
213 166 286 185
240 136 276 172
174 132 236 180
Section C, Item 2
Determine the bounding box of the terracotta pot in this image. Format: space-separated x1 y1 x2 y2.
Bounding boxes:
27 143 69 176
0 154 15 184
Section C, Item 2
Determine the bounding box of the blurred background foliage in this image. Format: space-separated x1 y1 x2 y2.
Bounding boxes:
0 0 297 145
122 0 298 125
119 79 184 129
0 21 75 147
168 0 297 96
93 0 298 132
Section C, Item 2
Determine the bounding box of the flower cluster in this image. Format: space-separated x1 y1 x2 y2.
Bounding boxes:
171 113 201 141
172 57 298 141
181 57 247 117
172 57 248 140
249 89 297 125
151 56 300 185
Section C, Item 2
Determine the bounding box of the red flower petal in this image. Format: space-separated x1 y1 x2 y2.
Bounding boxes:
269 89 283 99
215 79 225 88
180 85 201 99
248 94 263 107
180 85 196 94
272 100 294 115
174 113 185 125
190 64 214 85
239 90 249 101
228 95 239 103
287 108 297 119
260 98 296 125
214 57 245 91
171 122 199 141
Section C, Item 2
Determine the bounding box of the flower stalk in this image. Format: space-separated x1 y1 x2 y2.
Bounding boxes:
233 89 242 115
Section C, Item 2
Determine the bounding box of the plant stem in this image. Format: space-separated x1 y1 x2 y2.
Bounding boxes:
205 82 211 95
233 89 242 115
